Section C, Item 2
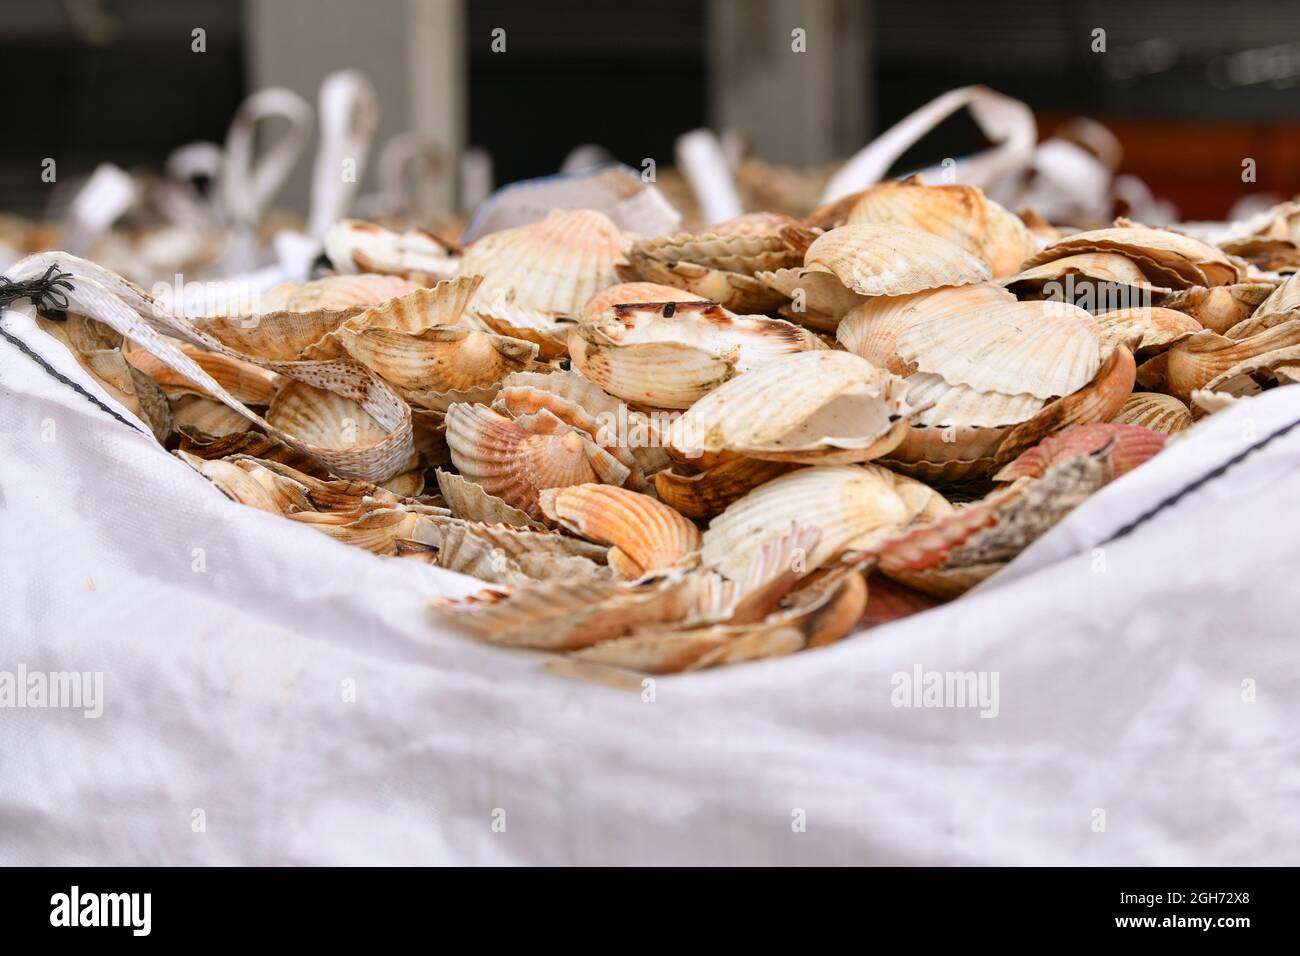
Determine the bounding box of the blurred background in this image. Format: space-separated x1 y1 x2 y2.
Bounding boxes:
3 0 1300 225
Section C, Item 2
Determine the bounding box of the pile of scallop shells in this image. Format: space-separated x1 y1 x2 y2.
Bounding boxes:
129 177 1300 675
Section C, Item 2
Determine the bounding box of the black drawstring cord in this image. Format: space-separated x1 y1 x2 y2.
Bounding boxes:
0 264 147 434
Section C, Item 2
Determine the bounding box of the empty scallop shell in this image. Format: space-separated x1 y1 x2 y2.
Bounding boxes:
803 223 991 297
1019 223 1244 288
538 484 702 578
258 273 421 313
458 209 627 314
1222 273 1300 339
904 373 1045 428
630 228 804 275
124 339 279 405
336 324 538 393
616 252 788 313
701 465 912 580
1003 252 1172 297
1158 282 1271 335
171 394 252 438
754 266 867 328
579 282 707 320
896 299 1102 400
836 284 1016 375
1094 306 1201 354
468 299 572 360
669 350 910 464
445 402 613 518
845 178 1034 278
654 457 795 519
1136 320 1300 403
1112 392 1194 434
994 423 1165 480
435 469 545 529
568 301 822 409
267 380 389 450
325 219 459 280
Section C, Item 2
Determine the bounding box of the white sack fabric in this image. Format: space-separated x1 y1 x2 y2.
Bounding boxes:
2 305 1298 866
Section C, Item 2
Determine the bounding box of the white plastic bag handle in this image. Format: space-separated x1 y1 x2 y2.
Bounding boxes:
675 129 744 226
819 85 1037 204
59 163 138 256
308 70 380 238
217 87 314 229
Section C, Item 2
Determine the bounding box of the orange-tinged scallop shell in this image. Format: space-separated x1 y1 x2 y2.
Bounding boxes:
259 273 421 313
654 457 795 519
445 402 608 517
1136 319 1300 403
804 223 991 296
336 324 537 392
267 380 389 450
458 209 628 314
1161 281 1271 336
993 423 1166 481
538 484 702 578
579 282 707 320
1003 252 1171 297
615 253 788 313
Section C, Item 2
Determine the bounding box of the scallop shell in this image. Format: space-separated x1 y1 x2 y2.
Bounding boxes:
289 508 423 555
445 402 615 518
755 266 867 327
267 380 390 450
803 223 991 297
432 572 702 651
904 373 1045 428
538 484 702 578
845 179 1034 278
324 219 459 280
669 350 910 465
896 299 1102 400
124 339 279 405
616 252 788 313
1111 392 1194 434
702 465 911 581
568 301 822 409
498 369 671 478
579 282 707 320
1222 273 1300 339
171 394 252 438
458 209 628 314
1158 283 1274 336
630 228 804 275
1019 223 1244 288
993 423 1166 480
1094 306 1202 354
336 324 538 392
258 273 422 313
836 284 1016 374
1136 320 1300 403
654 457 795 519
1003 252 1172 297
435 469 545 529
468 299 572 360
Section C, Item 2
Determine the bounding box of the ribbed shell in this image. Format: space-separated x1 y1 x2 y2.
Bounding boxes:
445 403 602 517
702 465 912 580
259 273 420 313
1111 392 1194 434
267 381 387 450
668 350 910 463
1019 224 1243 287
1094 306 1201 354
804 223 991 296
538 484 702 578
458 209 627 314
836 284 1016 374
1004 252 1168 293
993 423 1166 480
336 325 537 392
896 299 1102 400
